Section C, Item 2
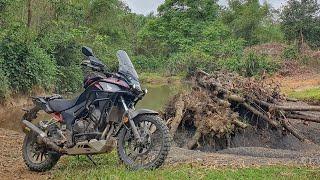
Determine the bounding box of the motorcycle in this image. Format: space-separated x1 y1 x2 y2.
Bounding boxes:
20 47 171 171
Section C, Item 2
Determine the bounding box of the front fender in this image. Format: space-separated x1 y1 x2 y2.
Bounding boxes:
130 109 159 119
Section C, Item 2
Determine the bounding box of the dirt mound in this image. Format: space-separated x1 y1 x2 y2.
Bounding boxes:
164 70 320 152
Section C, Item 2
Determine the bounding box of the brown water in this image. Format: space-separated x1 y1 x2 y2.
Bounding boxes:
0 84 182 132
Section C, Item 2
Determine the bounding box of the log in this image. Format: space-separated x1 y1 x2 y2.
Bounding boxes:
286 114 320 123
231 119 248 129
242 103 279 127
169 95 185 136
281 118 309 142
253 99 320 112
184 128 202 150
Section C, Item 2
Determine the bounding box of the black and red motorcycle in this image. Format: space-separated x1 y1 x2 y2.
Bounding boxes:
21 47 171 171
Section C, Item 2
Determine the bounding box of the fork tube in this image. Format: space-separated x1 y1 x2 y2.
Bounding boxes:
120 96 141 141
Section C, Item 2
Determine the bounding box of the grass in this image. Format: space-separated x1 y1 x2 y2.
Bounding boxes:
288 87 320 102
53 152 320 180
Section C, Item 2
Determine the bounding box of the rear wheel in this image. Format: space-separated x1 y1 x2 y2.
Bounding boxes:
117 115 171 170
22 129 60 172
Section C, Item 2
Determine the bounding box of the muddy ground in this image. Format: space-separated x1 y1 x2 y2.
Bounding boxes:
1 121 320 180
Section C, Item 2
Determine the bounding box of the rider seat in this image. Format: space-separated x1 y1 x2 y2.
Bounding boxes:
48 98 78 112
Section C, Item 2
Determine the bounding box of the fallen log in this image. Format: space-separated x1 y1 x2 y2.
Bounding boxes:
281 118 309 142
286 114 320 123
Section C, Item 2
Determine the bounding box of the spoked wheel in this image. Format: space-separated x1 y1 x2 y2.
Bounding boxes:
117 115 171 170
22 130 60 172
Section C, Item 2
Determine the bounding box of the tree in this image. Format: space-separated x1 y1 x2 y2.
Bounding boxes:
280 0 320 49
222 0 270 46
138 0 221 56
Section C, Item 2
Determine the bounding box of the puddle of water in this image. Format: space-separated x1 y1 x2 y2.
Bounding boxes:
0 84 183 132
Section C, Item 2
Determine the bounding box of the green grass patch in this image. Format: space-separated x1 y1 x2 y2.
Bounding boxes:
53 152 320 180
288 87 320 101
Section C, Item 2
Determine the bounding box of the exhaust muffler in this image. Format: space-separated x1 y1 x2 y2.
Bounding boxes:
22 120 66 154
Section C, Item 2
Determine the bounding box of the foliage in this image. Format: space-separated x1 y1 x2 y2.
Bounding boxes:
0 26 56 93
280 0 320 48
282 45 299 60
222 0 270 46
0 0 317 99
0 57 9 100
221 52 280 77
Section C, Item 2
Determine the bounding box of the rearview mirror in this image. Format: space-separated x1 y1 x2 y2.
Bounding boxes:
82 46 94 57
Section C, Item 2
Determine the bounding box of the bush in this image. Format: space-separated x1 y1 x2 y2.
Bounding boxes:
55 65 83 93
0 27 56 93
282 45 299 60
220 52 280 77
0 57 9 101
166 50 217 76
243 52 279 76
132 55 166 72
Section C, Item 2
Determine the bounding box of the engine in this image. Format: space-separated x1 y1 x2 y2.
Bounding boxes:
73 118 96 142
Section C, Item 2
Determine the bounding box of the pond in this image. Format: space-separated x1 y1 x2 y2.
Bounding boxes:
0 84 183 132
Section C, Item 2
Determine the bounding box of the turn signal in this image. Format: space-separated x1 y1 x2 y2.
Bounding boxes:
123 116 129 123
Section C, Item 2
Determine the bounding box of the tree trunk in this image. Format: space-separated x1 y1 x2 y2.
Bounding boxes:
27 0 32 28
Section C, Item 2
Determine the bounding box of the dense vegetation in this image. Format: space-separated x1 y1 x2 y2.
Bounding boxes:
0 0 319 100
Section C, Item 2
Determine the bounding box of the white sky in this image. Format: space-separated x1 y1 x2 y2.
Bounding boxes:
121 0 288 15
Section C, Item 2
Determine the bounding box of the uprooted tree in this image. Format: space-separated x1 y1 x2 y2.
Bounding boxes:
164 70 320 150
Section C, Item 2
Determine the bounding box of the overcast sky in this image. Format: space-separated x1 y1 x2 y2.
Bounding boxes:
122 0 288 15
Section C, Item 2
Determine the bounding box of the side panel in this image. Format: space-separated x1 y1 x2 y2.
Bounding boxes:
98 82 122 92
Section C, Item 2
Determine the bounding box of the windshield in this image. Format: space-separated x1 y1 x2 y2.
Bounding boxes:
116 50 139 81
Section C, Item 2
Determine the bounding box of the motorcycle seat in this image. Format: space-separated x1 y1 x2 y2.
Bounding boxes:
48 98 78 112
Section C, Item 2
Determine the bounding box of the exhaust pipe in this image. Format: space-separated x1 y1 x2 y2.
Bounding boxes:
22 120 66 154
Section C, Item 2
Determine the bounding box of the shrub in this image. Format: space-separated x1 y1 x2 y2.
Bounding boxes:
242 52 279 76
282 45 299 60
220 52 280 77
55 65 83 93
166 50 217 76
0 57 9 101
0 27 56 93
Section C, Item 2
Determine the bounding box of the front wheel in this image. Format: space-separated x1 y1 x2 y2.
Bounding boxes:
117 115 171 170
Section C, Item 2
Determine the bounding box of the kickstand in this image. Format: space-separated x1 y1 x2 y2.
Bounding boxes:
86 155 97 166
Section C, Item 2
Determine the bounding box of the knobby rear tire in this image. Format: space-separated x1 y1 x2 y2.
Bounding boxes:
117 115 171 170
22 131 60 172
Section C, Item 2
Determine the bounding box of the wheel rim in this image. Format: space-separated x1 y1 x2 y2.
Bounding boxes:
26 135 49 164
122 120 164 167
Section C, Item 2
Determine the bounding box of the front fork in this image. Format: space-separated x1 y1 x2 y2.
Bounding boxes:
120 96 142 142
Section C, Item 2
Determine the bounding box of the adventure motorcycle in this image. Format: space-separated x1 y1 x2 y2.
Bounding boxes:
21 47 171 171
